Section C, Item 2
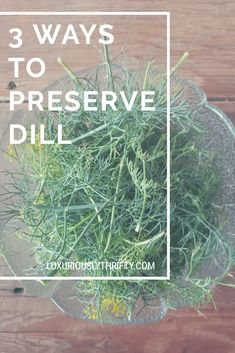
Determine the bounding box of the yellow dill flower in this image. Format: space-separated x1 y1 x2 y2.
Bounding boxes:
33 193 46 206
84 303 99 321
84 296 127 321
102 297 127 317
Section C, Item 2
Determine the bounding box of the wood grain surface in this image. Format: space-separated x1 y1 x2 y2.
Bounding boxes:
0 254 235 353
0 1 235 353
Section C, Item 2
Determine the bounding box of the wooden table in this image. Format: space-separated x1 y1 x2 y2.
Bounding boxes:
0 1 234 352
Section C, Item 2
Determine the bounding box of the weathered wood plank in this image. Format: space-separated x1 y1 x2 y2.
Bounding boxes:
0 0 234 98
0 286 234 353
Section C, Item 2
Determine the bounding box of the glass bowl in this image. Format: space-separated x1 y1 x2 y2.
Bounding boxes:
0 66 234 324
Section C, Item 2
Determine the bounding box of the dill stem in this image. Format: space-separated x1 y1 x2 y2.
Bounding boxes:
135 159 147 233
85 188 102 223
57 57 83 90
35 165 49 197
143 60 154 90
171 52 189 75
103 42 114 91
104 153 126 253
124 230 165 247
72 123 108 143
70 211 94 231
53 212 67 260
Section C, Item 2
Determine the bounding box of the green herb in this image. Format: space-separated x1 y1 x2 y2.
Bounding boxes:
2 48 233 322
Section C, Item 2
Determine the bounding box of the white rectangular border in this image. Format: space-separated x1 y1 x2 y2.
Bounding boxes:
0 11 170 280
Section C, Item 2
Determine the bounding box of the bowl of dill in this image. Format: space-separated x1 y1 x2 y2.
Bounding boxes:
0 53 234 324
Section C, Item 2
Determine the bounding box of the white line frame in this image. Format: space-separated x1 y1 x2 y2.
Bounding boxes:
0 11 171 280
